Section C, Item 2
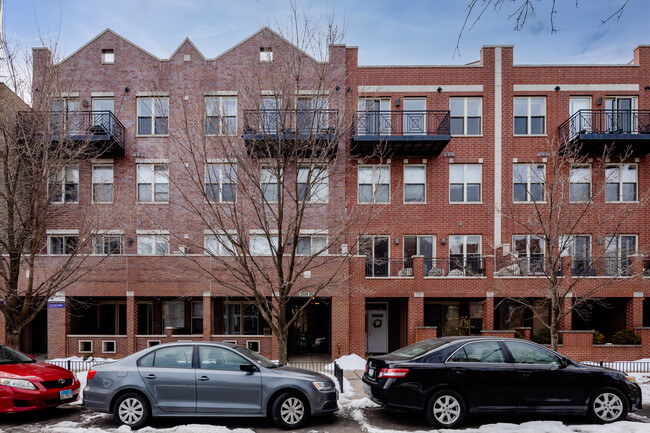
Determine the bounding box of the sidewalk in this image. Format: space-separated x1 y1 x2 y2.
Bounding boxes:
343 369 366 396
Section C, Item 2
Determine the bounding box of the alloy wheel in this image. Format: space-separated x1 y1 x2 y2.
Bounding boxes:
432 394 461 425
118 397 144 425
593 392 624 422
280 396 305 425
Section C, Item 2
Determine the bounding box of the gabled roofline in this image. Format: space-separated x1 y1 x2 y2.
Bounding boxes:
169 37 206 61
58 28 162 63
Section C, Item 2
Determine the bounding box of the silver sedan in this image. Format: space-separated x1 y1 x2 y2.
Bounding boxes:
83 342 338 429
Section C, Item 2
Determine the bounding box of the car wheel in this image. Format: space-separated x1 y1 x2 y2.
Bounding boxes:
425 389 466 428
271 391 309 430
588 387 628 424
113 392 150 430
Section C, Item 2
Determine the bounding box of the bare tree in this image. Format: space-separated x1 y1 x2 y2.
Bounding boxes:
0 39 118 349
493 120 645 350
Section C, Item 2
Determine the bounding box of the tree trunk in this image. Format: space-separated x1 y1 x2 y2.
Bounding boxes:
550 292 559 352
5 326 21 350
276 332 288 366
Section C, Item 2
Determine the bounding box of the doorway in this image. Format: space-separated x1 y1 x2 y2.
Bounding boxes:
287 298 331 355
366 303 388 353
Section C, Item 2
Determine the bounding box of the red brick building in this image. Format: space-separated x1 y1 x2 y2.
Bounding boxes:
13 28 650 361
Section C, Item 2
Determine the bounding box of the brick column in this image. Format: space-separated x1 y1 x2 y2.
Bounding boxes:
350 256 367 357
627 293 644 329
0 313 5 345
407 295 424 345
203 292 212 341
47 293 67 359
483 292 494 330
126 291 136 355
560 294 573 330
331 293 349 359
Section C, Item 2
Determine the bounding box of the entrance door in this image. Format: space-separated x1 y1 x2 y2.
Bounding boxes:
287 298 331 355
359 99 390 135
92 98 114 129
569 97 591 138
366 309 388 353
606 97 635 133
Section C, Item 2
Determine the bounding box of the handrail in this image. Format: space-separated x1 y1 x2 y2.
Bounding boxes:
558 109 650 143
353 110 450 136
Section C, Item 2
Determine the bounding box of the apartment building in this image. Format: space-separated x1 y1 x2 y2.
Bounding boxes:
12 28 650 361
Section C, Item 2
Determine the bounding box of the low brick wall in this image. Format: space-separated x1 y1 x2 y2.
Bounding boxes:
556 329 650 362
66 335 128 358
415 326 438 342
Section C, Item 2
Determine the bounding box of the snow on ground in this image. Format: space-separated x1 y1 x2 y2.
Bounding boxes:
630 373 650 403
38 422 254 433
325 353 367 371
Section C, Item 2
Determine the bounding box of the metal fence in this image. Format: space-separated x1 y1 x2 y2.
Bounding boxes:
580 361 650 373
46 360 109 373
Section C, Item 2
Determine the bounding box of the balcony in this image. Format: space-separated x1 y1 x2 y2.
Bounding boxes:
50 111 125 156
352 110 451 156
495 256 558 277
558 109 650 155
423 257 485 277
242 109 339 156
570 258 633 277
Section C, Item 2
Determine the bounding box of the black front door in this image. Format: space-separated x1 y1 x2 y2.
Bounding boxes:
287 298 331 355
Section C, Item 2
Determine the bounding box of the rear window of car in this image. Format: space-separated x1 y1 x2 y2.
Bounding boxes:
388 340 448 358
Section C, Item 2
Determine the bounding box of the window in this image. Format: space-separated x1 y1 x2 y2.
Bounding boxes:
206 97 237 135
102 340 116 353
513 163 545 202
297 97 328 132
152 346 193 368
296 234 327 255
570 165 591 202
92 98 114 127
48 234 78 255
514 97 545 135
260 96 282 133
191 301 203 334
198 346 248 371
357 99 390 135
250 234 278 255
260 47 273 62
404 235 434 275
450 164 481 203
205 163 236 202
504 341 561 365
204 234 235 255
224 303 266 335
137 97 169 135
261 167 280 202
93 234 124 255
560 235 591 276
51 99 80 133
449 235 482 275
101 49 114 64
448 341 506 363
450 97 481 135
606 97 637 133
403 98 426 135
162 301 185 329
605 235 636 276
359 235 389 277
92 165 113 203
137 164 169 203
358 165 390 203
298 166 328 202
513 235 545 273
137 234 170 255
49 165 79 204
404 165 425 203
606 164 637 202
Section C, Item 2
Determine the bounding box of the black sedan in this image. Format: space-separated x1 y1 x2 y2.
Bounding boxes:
362 336 642 428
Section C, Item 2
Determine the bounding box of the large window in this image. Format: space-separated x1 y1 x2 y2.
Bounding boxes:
449 235 482 275
359 235 389 277
137 97 168 135
204 233 235 255
404 235 434 275
570 165 591 202
404 165 426 203
561 235 591 275
297 97 328 132
450 97 481 135
191 301 203 335
48 234 78 255
249 234 279 255
205 163 236 202
224 303 266 335
605 235 636 276
92 234 124 255
296 234 328 255
450 164 481 203
261 167 280 203
162 301 184 329
513 163 545 202
403 98 426 135
357 98 390 135
49 165 79 204
358 165 390 203
298 166 328 203
513 235 544 273
514 97 545 135
137 164 169 203
92 165 114 203
206 96 236 135
606 164 637 202
137 234 170 255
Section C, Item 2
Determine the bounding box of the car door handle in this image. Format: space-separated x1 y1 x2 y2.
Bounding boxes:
450 368 465 375
197 376 210 381
520 371 532 377
145 374 157 380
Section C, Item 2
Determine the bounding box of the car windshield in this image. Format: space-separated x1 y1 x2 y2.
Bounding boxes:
232 346 277 368
0 344 35 364
388 340 448 359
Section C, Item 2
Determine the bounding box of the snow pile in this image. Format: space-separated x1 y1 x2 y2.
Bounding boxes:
630 373 650 402
48 356 116 363
335 353 367 370
42 422 255 432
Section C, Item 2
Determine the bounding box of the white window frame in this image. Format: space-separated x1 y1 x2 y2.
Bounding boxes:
604 234 637 276
450 97 482 136
449 164 482 203
205 163 236 203
204 231 236 256
403 165 426 203
49 165 79 204
403 235 435 258
137 163 169 203
298 165 329 203
296 232 328 256
92 164 114 203
358 165 390 204
449 235 482 275
249 233 279 256
101 49 115 64
205 96 237 136
605 163 638 203
261 166 281 203
92 233 124 255
260 47 273 62
137 96 169 136
569 164 591 203
47 231 79 255
78 341 93 353
101 340 116 353
512 234 545 272
137 232 170 255
162 300 184 329
513 163 545 203
514 96 546 136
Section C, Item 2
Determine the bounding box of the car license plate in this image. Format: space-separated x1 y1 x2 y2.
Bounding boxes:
59 389 73 400
368 367 375 377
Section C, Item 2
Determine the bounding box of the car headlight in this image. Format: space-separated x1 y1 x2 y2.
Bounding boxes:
0 378 37 390
625 375 637 383
312 381 334 392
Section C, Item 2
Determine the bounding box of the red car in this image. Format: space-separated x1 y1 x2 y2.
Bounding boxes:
0 344 80 413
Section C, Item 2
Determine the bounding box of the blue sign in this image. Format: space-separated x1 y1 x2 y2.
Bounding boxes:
47 303 65 309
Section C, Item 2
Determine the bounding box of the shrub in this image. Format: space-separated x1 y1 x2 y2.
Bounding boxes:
531 329 562 345
514 330 524 339
612 329 641 345
593 330 606 345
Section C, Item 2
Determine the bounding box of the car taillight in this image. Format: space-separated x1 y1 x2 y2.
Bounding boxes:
378 368 409 378
87 369 96 380
365 363 368 374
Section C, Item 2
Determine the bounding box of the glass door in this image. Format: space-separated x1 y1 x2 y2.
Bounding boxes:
92 98 114 130
569 97 591 138
403 98 426 135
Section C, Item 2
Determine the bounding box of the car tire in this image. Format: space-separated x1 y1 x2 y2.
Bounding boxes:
113 392 151 430
271 391 310 430
425 389 466 429
588 387 628 424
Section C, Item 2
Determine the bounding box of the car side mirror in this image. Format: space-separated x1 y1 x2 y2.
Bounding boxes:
240 363 257 374
28 354 36 360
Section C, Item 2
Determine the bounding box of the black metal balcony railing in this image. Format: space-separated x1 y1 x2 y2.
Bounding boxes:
365 258 414 278
353 110 450 137
423 257 485 277
570 258 633 277
558 109 650 143
495 256 554 277
242 109 339 137
51 110 125 153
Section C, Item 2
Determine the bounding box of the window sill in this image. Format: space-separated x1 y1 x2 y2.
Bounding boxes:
513 134 547 137
51 202 79 205
205 134 238 137
605 201 639 204
357 201 391 205
449 201 483 205
136 134 170 138
92 201 114 205
451 134 484 138
403 201 426 204
137 201 170 205
513 201 547 204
